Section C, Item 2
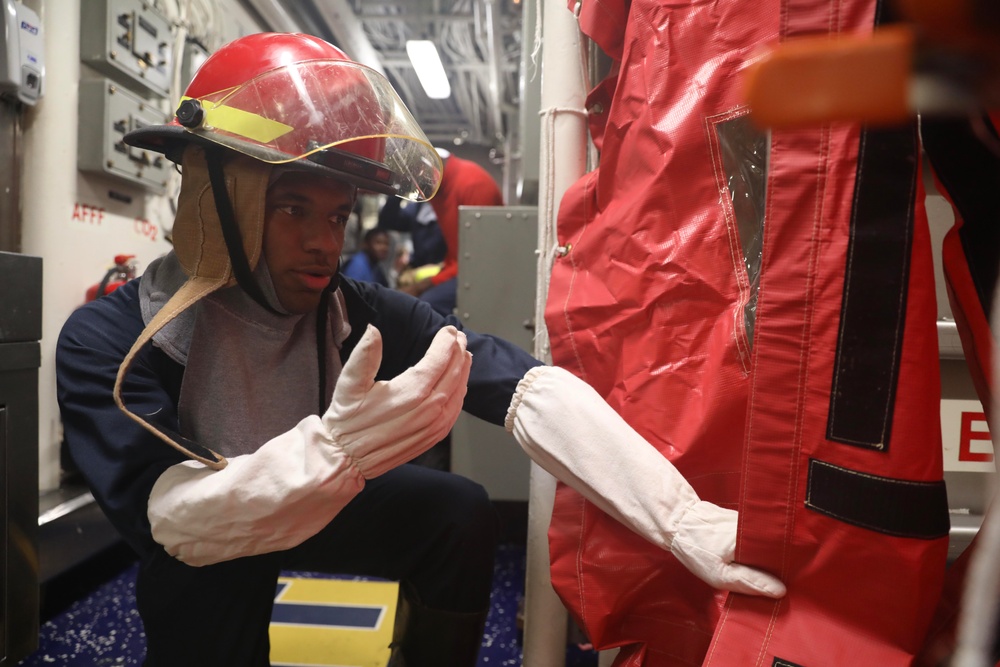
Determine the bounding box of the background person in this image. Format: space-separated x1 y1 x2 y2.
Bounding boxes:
377 196 447 271
342 227 391 286
398 148 503 316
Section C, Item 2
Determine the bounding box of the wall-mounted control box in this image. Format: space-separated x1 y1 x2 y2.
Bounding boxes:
80 0 174 99
0 0 43 105
78 78 171 192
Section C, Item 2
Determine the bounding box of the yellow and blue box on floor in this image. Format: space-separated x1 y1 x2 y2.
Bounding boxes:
270 576 399 667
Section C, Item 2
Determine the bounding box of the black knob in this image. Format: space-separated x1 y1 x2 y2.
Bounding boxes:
176 99 205 128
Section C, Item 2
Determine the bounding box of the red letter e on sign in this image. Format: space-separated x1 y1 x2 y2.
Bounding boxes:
960 412 994 463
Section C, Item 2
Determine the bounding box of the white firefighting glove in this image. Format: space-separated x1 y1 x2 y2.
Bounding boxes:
148 325 471 566
324 324 471 478
505 366 786 599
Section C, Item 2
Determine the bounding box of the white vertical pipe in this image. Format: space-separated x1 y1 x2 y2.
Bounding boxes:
523 0 589 664
950 282 1000 667
21 0 83 493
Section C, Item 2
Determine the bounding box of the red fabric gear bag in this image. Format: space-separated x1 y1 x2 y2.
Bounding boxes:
545 0 950 664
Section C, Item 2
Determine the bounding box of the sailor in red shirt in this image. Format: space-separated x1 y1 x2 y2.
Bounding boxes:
401 148 503 316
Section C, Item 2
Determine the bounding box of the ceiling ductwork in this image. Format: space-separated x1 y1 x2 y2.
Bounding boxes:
247 0 524 150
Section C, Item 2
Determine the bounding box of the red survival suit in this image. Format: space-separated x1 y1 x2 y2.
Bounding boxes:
544 0 950 665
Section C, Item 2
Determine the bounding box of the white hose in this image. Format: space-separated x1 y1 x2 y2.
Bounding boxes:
949 273 1000 667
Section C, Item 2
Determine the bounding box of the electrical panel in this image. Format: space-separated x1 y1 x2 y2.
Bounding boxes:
78 78 171 192
0 0 43 105
80 0 174 99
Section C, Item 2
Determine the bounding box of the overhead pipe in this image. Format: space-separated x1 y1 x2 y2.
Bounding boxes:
522 0 589 665
481 0 506 145
243 0 302 33
308 0 387 75
515 0 542 205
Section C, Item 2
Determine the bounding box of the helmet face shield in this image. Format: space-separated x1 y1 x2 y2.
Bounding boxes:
182 60 442 201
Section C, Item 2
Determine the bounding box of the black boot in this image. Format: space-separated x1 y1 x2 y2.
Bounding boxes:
387 583 488 667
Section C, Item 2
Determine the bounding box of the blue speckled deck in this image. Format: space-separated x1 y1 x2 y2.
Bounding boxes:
17 545 598 666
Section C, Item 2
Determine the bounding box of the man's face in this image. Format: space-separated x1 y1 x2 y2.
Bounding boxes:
369 233 391 262
263 172 356 314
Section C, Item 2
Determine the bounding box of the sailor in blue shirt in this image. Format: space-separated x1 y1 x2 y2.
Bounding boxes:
342 228 391 286
56 31 782 667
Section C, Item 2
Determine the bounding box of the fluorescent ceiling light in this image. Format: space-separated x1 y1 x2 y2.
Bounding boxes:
406 40 451 100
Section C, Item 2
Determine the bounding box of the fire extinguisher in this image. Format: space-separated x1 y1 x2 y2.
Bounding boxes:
85 254 138 302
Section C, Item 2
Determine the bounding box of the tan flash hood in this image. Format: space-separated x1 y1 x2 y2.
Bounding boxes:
113 145 271 470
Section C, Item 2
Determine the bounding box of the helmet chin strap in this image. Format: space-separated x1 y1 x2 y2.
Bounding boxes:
204 146 282 315
316 264 344 413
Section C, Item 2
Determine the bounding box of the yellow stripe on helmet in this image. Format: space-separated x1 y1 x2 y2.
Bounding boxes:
181 96 294 144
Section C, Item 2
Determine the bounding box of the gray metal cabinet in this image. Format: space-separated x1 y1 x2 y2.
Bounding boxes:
0 251 41 665
452 206 538 501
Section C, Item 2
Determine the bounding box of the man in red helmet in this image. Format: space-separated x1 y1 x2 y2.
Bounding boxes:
55 33 784 667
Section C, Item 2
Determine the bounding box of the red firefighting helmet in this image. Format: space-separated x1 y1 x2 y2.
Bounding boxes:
124 32 442 201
